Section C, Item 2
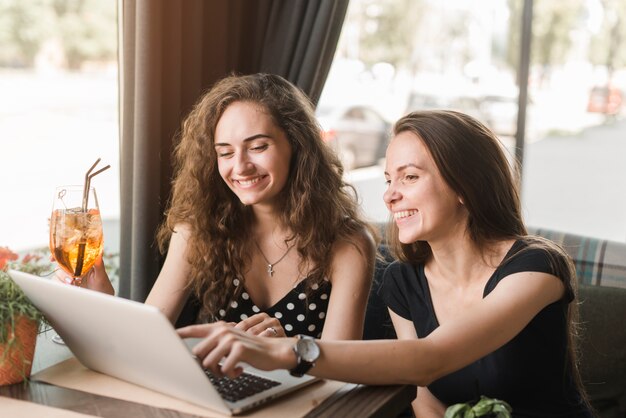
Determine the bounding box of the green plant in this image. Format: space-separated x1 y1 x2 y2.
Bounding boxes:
0 246 53 344
1 246 55 382
445 396 513 418
0 245 120 337
102 251 120 285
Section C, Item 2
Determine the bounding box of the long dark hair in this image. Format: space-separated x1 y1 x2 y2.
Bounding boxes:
387 110 590 411
388 110 525 264
157 73 372 319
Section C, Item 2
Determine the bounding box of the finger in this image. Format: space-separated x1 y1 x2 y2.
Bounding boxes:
94 252 104 267
220 340 248 378
201 332 239 376
177 323 220 339
269 325 284 337
79 270 93 288
249 324 275 336
188 323 240 361
187 328 236 378
220 363 245 380
247 318 283 336
232 366 244 378
53 269 74 285
83 257 112 289
260 327 278 337
233 319 252 332
191 327 226 358
234 313 268 331
205 355 225 378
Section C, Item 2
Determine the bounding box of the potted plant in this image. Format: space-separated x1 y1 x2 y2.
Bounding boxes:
445 395 513 418
0 246 52 385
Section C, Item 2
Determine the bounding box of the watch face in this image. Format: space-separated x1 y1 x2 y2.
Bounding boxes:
297 337 320 363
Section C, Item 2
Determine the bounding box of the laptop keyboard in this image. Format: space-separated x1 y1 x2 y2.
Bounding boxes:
205 370 281 402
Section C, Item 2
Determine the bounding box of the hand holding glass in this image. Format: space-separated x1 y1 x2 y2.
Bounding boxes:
49 186 104 286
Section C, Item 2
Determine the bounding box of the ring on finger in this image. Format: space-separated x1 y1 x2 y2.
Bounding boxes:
266 327 278 336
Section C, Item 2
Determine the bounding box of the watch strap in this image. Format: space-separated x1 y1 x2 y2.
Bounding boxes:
289 335 317 377
289 357 313 377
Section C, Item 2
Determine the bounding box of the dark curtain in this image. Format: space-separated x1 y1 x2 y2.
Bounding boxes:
118 0 349 300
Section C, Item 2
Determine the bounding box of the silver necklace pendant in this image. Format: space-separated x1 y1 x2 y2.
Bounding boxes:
255 240 295 278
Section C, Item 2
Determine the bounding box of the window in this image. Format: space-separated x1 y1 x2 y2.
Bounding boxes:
0 1 120 253
321 0 626 242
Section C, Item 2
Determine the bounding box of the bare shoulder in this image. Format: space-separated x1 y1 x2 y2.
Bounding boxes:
165 223 193 252
327 225 376 287
331 224 377 260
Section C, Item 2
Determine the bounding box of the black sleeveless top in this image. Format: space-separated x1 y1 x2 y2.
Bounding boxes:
381 240 592 417
218 278 331 338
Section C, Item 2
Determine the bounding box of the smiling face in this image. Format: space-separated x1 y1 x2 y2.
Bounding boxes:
383 131 467 245
214 101 292 210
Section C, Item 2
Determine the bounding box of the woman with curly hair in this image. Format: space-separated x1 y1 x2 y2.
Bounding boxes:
126 73 375 340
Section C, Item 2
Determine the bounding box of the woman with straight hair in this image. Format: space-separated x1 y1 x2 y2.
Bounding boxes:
179 110 593 417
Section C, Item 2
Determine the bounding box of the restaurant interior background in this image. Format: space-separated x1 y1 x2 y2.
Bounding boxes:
1 0 625 270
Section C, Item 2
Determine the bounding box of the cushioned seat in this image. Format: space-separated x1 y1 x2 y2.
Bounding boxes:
578 285 626 418
528 227 626 289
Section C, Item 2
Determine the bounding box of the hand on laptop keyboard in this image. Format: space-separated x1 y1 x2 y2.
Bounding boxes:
205 370 281 402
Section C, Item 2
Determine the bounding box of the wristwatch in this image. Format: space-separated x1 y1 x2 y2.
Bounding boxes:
289 334 320 377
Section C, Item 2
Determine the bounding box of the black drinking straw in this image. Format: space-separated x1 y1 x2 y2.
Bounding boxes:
73 158 110 278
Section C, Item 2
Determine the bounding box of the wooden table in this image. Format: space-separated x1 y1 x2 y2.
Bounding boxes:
1 380 414 418
0 330 415 418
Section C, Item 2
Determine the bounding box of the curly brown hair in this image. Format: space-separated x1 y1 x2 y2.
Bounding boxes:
157 73 373 320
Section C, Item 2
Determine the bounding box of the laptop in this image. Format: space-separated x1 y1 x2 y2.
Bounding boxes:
9 270 320 416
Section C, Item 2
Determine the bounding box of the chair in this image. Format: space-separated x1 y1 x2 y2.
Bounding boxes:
577 285 626 418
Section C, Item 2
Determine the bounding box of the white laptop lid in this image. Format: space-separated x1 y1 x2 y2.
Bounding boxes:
9 270 318 416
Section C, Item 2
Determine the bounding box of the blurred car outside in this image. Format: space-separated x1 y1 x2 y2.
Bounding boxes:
478 93 519 137
405 90 519 138
587 85 623 116
316 105 391 170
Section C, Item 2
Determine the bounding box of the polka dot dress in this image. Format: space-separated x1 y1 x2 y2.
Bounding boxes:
220 280 331 338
